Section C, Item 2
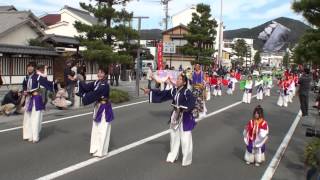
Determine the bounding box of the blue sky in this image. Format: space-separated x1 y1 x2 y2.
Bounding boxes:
1 0 305 30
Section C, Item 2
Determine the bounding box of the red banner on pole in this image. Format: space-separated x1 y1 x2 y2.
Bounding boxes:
157 42 163 70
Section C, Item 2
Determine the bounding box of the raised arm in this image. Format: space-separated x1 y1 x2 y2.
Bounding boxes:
145 88 174 103
38 76 57 92
81 83 109 106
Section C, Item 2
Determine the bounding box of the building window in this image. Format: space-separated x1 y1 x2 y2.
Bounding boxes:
172 39 188 46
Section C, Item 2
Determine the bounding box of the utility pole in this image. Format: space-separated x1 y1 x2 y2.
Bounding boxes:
133 16 149 97
217 0 223 68
162 0 171 30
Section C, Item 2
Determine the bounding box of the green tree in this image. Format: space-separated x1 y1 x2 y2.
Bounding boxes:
253 51 261 66
232 39 247 67
74 0 139 67
293 29 320 65
182 3 218 65
292 0 320 64
292 0 320 27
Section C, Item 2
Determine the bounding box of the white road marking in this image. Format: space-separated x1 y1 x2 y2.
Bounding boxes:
261 111 302 180
36 97 254 180
0 100 148 133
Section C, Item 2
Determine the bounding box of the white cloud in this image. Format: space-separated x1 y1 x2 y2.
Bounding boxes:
4 0 302 29
247 3 292 20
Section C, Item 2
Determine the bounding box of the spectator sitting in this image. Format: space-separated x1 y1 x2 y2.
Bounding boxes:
0 87 23 116
52 83 72 110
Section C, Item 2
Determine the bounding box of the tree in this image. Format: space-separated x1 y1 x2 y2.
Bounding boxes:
253 51 261 66
293 29 320 65
232 39 247 67
182 3 218 65
292 0 320 27
74 0 139 67
292 0 320 65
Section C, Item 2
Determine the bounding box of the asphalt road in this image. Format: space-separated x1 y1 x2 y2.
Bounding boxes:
0 87 302 180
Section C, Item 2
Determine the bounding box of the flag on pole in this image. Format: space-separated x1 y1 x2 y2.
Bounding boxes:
258 21 291 52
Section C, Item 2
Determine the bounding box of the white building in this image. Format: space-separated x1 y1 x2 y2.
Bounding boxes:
224 38 256 67
260 51 285 68
0 10 46 46
41 5 98 38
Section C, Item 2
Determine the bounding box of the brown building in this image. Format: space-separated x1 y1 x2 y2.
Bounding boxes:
162 24 195 70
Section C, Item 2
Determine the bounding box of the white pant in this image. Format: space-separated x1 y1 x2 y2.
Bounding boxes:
90 114 111 157
166 125 193 166
73 95 81 108
23 101 43 142
226 88 233 95
264 88 271 96
257 91 263 100
288 91 294 103
244 148 265 163
242 92 252 104
277 95 288 107
213 89 222 96
206 88 211 101
199 101 207 119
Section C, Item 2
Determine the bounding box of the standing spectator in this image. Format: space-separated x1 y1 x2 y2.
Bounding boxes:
298 68 312 116
79 63 87 81
71 61 79 77
109 64 114 86
114 63 120 86
36 65 48 106
64 60 74 105
0 68 3 88
73 69 84 109
146 64 153 89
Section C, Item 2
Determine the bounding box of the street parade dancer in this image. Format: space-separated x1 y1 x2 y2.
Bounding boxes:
143 72 196 166
263 74 273 97
242 76 253 104
75 67 114 157
255 76 264 101
287 74 296 103
277 76 289 107
226 73 237 95
204 72 211 101
22 62 57 143
213 76 222 97
192 64 207 118
243 105 269 166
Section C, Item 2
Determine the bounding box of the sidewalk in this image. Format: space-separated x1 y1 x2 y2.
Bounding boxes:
273 94 320 180
0 80 149 124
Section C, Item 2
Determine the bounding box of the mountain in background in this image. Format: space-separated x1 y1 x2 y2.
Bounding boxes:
224 17 311 50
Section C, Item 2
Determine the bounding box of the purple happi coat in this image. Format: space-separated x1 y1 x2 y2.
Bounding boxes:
76 79 114 123
22 73 56 112
149 86 196 131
